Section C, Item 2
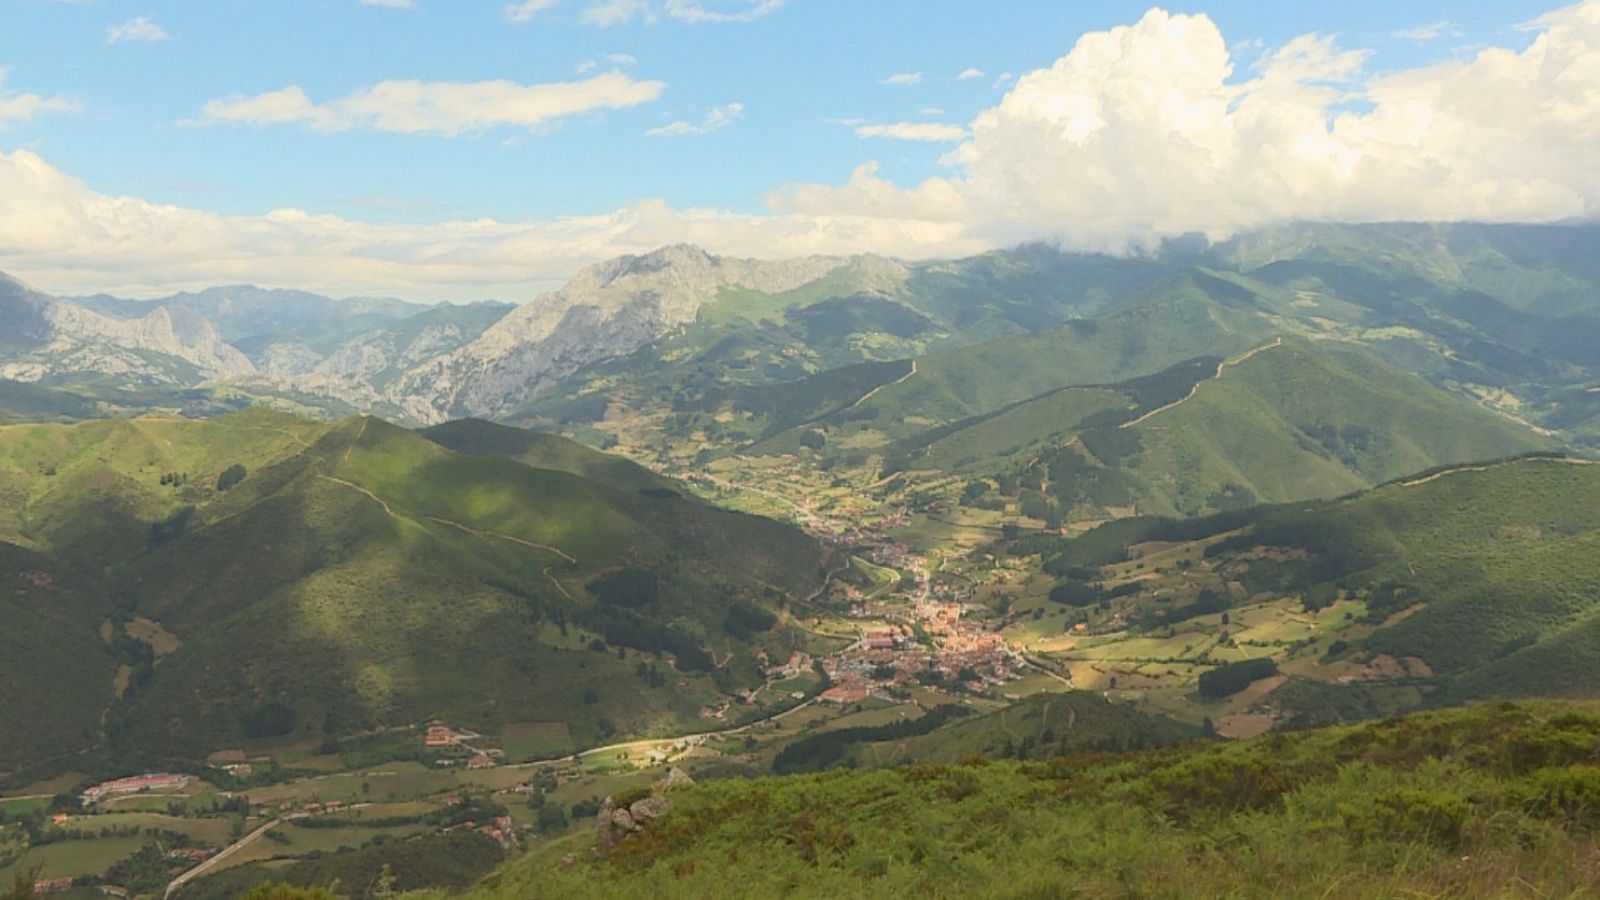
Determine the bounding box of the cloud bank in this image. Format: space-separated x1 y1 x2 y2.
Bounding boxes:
3 2 1599 299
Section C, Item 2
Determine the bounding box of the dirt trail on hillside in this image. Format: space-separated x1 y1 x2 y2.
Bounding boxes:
314 471 578 563
427 515 578 564
316 474 397 517
1395 455 1596 488
1119 337 1284 429
844 359 917 412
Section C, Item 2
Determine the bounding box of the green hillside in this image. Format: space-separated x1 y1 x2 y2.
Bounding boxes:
1011 456 1600 725
430 700 1600 899
419 418 674 492
0 410 826 775
751 270 1280 453
852 691 1200 766
931 336 1552 521
0 542 120 776
1113 337 1552 515
1205 457 1600 700
0 379 103 421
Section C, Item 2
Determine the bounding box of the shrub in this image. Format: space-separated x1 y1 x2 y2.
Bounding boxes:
217 463 247 491
1350 788 1470 848
1515 766 1600 828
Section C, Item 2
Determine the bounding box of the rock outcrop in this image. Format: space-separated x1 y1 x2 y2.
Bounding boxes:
594 767 695 856
389 246 855 422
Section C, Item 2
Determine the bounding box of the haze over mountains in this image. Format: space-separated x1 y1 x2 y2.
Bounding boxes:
5 223 1600 450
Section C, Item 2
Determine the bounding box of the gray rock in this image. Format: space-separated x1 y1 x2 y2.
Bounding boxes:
629 795 671 825
660 766 696 792
611 807 636 832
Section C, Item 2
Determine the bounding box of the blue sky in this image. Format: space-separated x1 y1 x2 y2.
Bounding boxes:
0 1 1593 299
0 1 1548 223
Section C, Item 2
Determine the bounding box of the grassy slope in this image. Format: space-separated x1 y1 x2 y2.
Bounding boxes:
1100 457 1600 702
849 272 1277 428
446 701 1600 899
859 692 1200 766
0 411 826 771
419 419 673 492
1119 337 1553 515
0 542 119 775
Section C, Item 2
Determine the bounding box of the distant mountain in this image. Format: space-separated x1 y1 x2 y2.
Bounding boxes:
0 272 253 382
0 411 825 774
73 285 429 346
1 223 1597 452
388 245 885 422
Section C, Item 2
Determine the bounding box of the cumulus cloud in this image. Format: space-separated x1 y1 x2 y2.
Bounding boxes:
645 101 743 136
0 69 79 126
854 122 967 142
191 72 664 135
879 71 923 85
791 2 1600 253
505 0 558 21
0 149 984 301
105 16 169 44
956 68 984 80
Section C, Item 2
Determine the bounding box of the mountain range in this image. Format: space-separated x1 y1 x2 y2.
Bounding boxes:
4 224 1598 453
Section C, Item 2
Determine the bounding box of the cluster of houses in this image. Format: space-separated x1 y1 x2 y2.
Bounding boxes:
816 595 1022 703
424 721 504 769
80 773 192 806
510 763 584 795
442 813 520 848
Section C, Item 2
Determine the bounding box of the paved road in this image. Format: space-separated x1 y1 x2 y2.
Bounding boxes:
164 816 286 898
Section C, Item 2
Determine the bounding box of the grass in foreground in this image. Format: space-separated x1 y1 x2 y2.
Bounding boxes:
424 700 1600 899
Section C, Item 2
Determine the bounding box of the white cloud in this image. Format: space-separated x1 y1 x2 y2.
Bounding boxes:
360 0 415 8
0 69 79 126
0 149 984 301
6 3 1600 302
789 2 1600 253
854 122 967 142
1391 20 1454 42
645 101 743 136
879 71 923 86
505 0 559 21
575 0 779 26
577 53 637 74
956 68 984 80
580 0 654 26
192 72 664 136
918 107 945 116
663 0 782 23
105 16 169 44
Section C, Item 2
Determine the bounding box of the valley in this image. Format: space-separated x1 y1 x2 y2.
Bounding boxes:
5 223 1600 898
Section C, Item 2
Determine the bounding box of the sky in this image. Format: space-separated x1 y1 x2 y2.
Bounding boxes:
0 0 1597 301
